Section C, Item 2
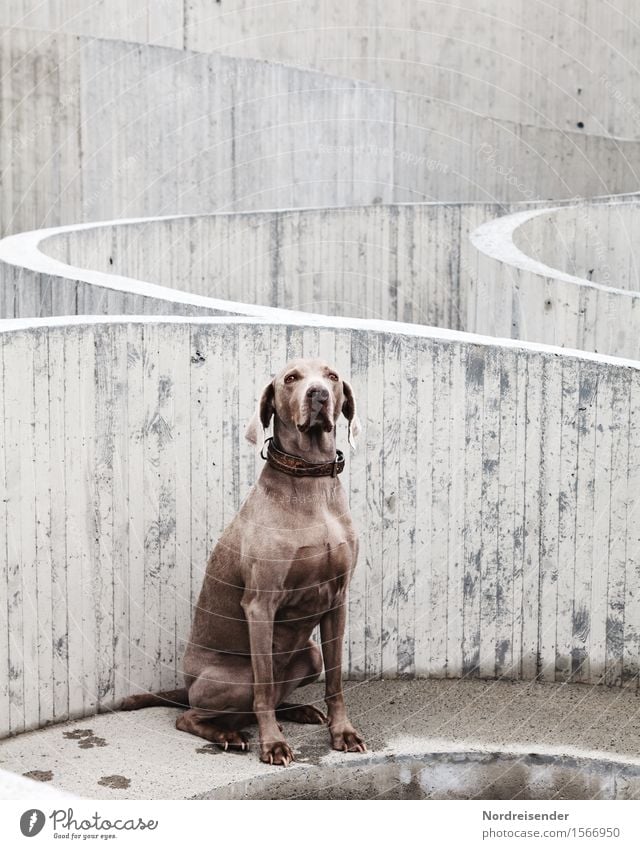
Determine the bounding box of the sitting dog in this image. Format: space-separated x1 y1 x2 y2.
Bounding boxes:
122 357 366 766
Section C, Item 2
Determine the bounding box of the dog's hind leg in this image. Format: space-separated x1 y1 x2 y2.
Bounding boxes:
178 655 255 750
175 709 250 750
180 642 327 747
120 688 189 710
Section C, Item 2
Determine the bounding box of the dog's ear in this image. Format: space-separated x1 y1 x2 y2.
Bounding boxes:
341 380 362 450
244 379 276 444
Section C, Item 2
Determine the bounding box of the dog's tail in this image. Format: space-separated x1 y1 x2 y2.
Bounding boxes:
119 688 189 711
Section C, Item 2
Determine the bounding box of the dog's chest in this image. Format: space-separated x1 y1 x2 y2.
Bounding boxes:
279 533 355 617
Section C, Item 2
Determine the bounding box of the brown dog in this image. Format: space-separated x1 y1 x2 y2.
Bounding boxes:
122 357 366 766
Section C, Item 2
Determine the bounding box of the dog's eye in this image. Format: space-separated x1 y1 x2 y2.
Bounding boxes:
284 374 297 384
328 373 339 382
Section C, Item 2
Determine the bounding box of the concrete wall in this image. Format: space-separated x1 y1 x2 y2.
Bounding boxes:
3 1 640 137
3 201 638 333
2 26 640 239
19 205 506 328
2 316 638 737
513 203 640 293
3 199 640 739
4 200 640 357
0 27 395 235
471 204 640 360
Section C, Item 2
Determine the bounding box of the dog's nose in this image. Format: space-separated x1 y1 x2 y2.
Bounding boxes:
306 385 329 404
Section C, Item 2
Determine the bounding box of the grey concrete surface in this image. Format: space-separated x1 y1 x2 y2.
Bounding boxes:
3 1 639 138
2 679 640 800
2 24 639 239
0 767 78 800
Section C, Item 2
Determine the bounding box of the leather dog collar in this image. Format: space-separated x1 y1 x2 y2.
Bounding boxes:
260 437 345 478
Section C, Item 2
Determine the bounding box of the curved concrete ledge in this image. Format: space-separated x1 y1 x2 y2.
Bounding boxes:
0 205 508 325
0 200 635 326
512 203 640 293
4 198 639 329
470 203 640 359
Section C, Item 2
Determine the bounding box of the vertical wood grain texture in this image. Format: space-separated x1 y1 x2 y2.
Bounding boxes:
347 331 368 679
462 348 483 679
520 357 543 681
446 344 467 680
188 326 209 613
142 324 161 693
363 331 384 679
0 335 8 734
494 350 517 679
606 370 631 687
430 343 453 677
111 325 130 702
624 378 640 691
398 338 417 677
414 343 433 676
479 348 501 679
573 362 598 683
47 331 69 723
93 326 116 707
4 331 29 732
381 334 401 677
556 359 579 683
125 325 146 696
538 357 563 682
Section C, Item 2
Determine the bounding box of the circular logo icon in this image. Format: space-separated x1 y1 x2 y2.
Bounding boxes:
20 809 46 837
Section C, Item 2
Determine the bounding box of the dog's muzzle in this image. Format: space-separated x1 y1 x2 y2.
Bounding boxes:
299 385 334 432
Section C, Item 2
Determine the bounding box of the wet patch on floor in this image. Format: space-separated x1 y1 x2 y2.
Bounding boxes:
98 775 131 789
195 744 222 756
23 769 53 782
62 729 107 749
195 743 250 757
287 724 379 766
291 735 332 765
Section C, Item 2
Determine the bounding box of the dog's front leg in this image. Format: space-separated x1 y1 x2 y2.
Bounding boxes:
320 598 367 753
241 588 294 766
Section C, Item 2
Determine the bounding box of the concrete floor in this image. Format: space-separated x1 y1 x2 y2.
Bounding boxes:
2 679 640 799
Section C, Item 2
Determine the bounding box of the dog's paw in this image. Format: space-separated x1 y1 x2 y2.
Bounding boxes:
330 726 367 754
175 713 250 752
260 739 295 766
216 729 250 752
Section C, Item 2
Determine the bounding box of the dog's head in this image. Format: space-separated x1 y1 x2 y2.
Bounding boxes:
244 358 361 449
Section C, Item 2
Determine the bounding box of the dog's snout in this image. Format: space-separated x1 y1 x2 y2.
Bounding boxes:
306 384 329 404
